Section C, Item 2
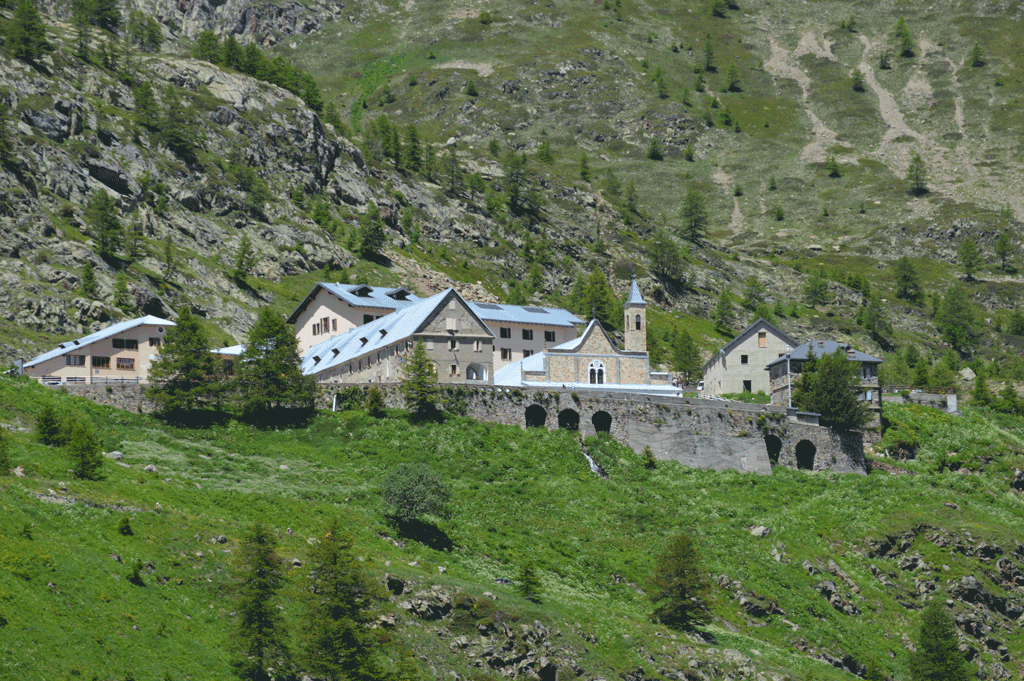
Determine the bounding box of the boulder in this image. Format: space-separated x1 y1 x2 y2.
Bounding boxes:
143 464 158 473
750 525 771 538
960 367 976 381
106 450 124 461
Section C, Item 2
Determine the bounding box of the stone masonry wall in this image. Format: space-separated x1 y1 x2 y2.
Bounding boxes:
316 384 867 475
46 383 156 413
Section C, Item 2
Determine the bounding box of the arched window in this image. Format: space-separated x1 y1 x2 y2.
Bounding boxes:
588 360 605 385
635 314 642 331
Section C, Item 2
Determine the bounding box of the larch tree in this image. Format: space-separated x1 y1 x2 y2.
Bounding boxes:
994 232 1012 272
907 152 928 195
957 237 983 280
236 307 315 420
793 348 871 431
680 186 709 243
936 284 978 354
893 256 923 304
147 307 221 415
400 340 440 420
85 190 122 260
909 598 971 681
232 522 291 681
649 531 711 630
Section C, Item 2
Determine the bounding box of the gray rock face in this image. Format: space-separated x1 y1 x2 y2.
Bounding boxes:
106 451 124 461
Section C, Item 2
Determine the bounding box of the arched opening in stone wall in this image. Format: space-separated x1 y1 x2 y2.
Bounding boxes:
525 405 547 428
592 410 612 433
796 440 816 470
764 434 782 465
466 363 487 381
558 409 580 431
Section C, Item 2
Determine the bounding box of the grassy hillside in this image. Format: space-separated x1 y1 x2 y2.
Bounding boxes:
3 379 1024 679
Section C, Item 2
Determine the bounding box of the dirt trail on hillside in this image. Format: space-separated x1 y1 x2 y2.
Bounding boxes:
764 32 852 165
713 170 744 229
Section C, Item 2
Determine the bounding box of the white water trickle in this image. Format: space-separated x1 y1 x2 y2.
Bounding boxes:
583 451 601 474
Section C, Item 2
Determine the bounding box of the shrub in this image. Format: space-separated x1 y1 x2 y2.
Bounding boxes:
0 429 10 475
118 517 134 536
381 463 451 523
365 386 387 418
515 560 543 603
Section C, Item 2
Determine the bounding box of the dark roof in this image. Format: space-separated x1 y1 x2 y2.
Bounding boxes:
766 340 883 368
703 318 799 369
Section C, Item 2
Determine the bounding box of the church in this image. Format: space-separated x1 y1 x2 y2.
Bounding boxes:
494 279 679 394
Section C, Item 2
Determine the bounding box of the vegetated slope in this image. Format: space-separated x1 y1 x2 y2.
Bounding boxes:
3 379 1024 679
2 1 1024 374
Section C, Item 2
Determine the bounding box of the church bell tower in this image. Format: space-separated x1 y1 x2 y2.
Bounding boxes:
624 277 647 353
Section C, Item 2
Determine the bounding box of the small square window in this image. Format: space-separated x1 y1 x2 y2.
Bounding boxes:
742 380 752 392
500 327 511 339
149 337 162 347
112 338 125 349
449 339 457 351
522 329 533 341
450 364 458 376
363 314 374 325
741 354 748 365
125 339 138 350
116 357 135 371
501 348 511 360
523 350 533 358
66 355 85 366
544 330 556 343
92 356 110 368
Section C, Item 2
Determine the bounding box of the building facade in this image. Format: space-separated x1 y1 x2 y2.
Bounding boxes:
23 316 176 385
702 318 799 397
289 282 583 369
495 279 675 393
767 340 883 425
302 288 495 385
288 283 421 356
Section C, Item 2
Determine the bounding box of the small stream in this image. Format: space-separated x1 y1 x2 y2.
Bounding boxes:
580 438 609 479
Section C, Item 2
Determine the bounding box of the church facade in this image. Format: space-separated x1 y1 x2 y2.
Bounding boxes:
494 279 675 392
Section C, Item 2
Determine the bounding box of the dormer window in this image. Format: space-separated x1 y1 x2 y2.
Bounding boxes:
389 289 409 301
351 285 373 297
379 329 387 338
360 337 369 346
332 348 340 356
313 355 321 364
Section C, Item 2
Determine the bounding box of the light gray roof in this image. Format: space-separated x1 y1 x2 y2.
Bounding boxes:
301 288 494 376
212 345 245 356
286 282 421 323
25 315 176 368
467 301 584 328
766 340 883 368
625 278 646 307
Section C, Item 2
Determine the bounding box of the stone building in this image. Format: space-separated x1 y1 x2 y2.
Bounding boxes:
22 315 176 385
301 288 495 384
702 318 799 397
495 279 675 392
288 282 583 370
768 339 883 425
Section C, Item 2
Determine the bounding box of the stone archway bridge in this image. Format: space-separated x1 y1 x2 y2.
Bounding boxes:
321 384 867 475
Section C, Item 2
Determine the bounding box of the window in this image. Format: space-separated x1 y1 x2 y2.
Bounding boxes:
523 350 533 358
758 332 767 348
223 360 234 376
332 319 337 332
149 337 162 347
474 340 481 352
588 360 605 385
116 357 135 371
635 314 641 331
92 356 110 368
500 327 511 339
743 380 752 393
66 355 85 366
450 364 458 376
449 339 457 351
741 355 748 365
501 348 511 361
544 330 556 343
124 339 138 350
522 329 533 341
363 314 374 324
112 338 125 349
322 317 329 335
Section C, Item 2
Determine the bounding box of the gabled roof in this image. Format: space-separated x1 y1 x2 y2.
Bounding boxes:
286 282 422 323
703 318 799 370
625 277 646 307
467 301 584 328
25 315 176 368
548 318 642 356
301 288 494 376
766 340 883 369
